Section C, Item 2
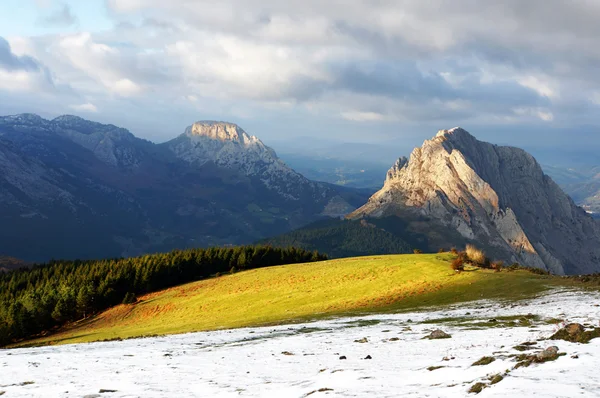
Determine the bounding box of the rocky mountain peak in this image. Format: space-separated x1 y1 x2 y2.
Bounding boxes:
186 121 259 146
352 127 600 275
170 120 276 165
436 126 465 138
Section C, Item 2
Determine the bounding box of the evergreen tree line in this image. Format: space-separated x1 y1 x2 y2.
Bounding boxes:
0 245 327 346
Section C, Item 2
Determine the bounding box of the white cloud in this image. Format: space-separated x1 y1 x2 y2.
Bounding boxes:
0 37 56 93
514 107 554 122
0 70 41 91
6 0 600 146
340 111 390 122
518 76 557 99
69 103 98 112
538 110 554 122
112 78 142 97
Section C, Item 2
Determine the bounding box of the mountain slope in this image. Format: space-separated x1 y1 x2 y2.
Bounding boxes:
259 217 414 258
350 128 600 275
0 114 368 261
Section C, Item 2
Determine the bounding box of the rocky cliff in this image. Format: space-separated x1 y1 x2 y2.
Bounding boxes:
351 127 600 275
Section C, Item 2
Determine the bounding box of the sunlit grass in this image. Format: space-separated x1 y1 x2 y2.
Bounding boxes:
22 253 564 346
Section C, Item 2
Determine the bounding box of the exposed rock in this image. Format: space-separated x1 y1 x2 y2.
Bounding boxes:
537 346 559 360
489 374 504 385
468 382 486 394
425 330 451 339
472 356 495 366
514 346 564 368
513 341 537 351
566 323 585 337
350 127 600 275
550 323 600 343
427 365 444 371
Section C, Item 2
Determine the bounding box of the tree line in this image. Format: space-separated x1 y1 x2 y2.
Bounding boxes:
0 245 327 346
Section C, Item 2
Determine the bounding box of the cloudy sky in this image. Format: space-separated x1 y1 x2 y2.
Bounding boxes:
1 0 600 158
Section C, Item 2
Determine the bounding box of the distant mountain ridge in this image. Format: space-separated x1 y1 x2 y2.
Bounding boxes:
0 114 368 262
350 127 600 275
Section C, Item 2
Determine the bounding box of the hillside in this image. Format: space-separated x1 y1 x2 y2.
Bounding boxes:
260 217 415 258
20 253 565 347
0 246 326 346
0 114 368 261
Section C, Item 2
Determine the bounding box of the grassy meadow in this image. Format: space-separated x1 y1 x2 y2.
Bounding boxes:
21 253 566 346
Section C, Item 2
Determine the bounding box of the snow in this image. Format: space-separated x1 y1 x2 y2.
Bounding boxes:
2 289 600 397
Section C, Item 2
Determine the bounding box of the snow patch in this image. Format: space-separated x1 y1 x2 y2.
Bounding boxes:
3 290 600 397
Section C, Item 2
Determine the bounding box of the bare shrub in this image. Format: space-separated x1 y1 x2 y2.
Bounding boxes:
465 244 486 265
451 257 465 272
491 261 504 272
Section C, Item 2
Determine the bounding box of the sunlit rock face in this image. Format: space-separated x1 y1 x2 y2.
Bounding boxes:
351 127 600 275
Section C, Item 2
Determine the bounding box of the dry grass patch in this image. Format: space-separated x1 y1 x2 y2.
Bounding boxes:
465 244 487 265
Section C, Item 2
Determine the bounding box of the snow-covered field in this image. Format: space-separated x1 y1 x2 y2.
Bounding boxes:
2 289 600 397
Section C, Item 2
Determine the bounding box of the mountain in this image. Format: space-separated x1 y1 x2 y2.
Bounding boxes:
0 114 369 262
350 127 600 275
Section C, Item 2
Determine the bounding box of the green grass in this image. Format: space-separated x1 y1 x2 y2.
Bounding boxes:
20 253 570 347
